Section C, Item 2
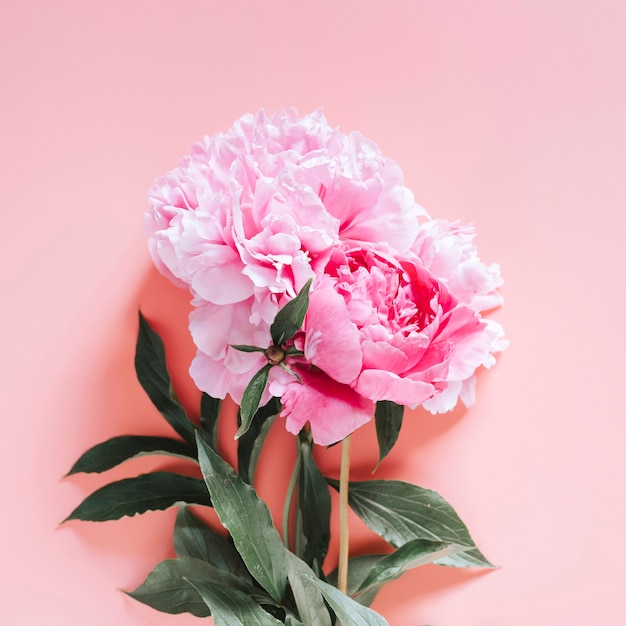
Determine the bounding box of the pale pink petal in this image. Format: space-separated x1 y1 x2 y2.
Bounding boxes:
459 376 477 407
191 262 253 304
422 381 463 414
189 302 238 359
190 350 272 407
483 319 509 366
190 299 269 359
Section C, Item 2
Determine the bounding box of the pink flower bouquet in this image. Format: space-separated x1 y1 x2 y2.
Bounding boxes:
66 109 506 625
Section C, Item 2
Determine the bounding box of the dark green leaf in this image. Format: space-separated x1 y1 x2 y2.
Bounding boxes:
329 479 493 568
236 364 271 440
231 344 267 353
174 506 251 580
126 558 210 617
237 397 280 484
295 439 330 574
196 433 287 602
65 436 196 475
186 578 284 626
301 575 389 626
200 393 221 450
64 472 210 522
284 551 332 626
327 544 458 609
126 557 259 617
326 554 384 607
270 278 312 346
356 539 465 597
135 313 196 446
432 546 493 568
374 401 404 470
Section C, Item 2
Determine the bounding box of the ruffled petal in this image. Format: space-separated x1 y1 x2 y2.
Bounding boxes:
190 350 268 405
304 287 362 384
354 369 436 405
279 367 374 445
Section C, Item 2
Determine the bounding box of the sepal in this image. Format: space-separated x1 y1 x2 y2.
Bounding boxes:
270 278 312 346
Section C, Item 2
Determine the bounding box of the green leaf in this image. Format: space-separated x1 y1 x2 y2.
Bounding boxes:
270 278 312 346
126 558 210 617
186 578 284 626
284 551 332 626
295 439 331 574
64 472 210 522
237 397 280 484
200 393 221 450
356 539 465 597
374 401 404 470
301 575 389 626
326 554 384 607
135 313 196 446
237 364 272 440
65 436 196 475
231 344 267 353
174 506 251 580
126 557 260 617
196 433 287 602
329 479 493 568
328 544 462 608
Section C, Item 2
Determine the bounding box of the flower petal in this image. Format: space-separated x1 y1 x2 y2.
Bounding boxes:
304 287 362 384
279 367 374 445
354 369 436 406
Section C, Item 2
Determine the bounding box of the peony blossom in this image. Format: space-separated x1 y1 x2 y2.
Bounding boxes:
145 108 506 445
410 219 508 413
145 108 424 302
268 243 497 444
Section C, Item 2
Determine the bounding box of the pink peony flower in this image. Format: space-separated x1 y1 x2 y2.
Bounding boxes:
145 108 424 303
269 243 497 444
145 108 426 401
145 108 506 445
410 220 508 413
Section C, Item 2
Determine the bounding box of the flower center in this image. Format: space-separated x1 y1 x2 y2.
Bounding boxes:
330 246 438 336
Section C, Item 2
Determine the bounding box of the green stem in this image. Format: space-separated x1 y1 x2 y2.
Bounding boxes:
338 434 352 596
282 441 301 550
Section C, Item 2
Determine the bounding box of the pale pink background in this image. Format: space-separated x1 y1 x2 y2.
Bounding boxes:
2 1 625 624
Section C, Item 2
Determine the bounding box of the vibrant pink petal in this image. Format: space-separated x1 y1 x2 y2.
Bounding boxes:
433 306 490 380
360 339 409 373
304 287 362 384
354 369 436 405
279 367 374 445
